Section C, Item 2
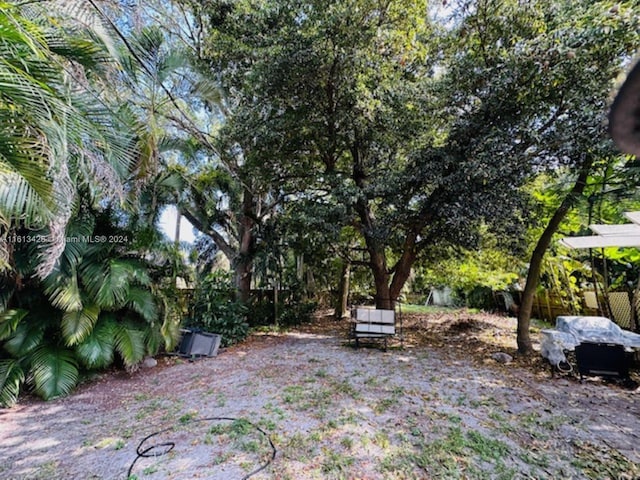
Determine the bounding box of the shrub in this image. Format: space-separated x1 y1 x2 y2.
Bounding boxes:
189 272 248 347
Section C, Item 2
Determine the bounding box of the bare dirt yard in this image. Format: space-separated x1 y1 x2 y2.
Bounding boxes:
1 309 640 480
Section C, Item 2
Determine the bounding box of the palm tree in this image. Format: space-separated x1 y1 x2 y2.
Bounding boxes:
0 1 136 277
0 3 188 406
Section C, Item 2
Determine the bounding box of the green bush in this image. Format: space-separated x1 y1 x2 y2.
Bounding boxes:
465 286 496 310
189 272 248 347
246 298 275 327
246 291 317 328
278 300 317 327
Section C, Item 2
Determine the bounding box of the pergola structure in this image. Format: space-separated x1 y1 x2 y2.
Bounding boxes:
553 53 640 330
560 212 640 249
560 212 640 331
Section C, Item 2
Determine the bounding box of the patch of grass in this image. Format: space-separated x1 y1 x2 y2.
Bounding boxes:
373 431 391 449
30 461 59 479
321 449 355 475
331 379 360 399
374 397 395 414
134 399 162 420
401 304 460 315
364 376 379 386
263 402 287 420
335 411 359 426
406 427 511 477
178 411 198 424
340 436 354 450
391 385 405 396
229 418 253 438
241 440 261 453
142 465 158 475
519 449 551 469
283 432 316 460
465 430 510 461
282 385 306 405
215 393 227 407
259 417 277 431
570 440 640 478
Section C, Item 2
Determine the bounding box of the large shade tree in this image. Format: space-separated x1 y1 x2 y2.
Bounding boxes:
188 0 635 311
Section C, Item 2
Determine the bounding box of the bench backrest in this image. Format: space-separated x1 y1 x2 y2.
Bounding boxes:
354 308 395 335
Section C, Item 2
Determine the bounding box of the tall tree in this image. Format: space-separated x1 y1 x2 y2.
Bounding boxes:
184 0 639 317
509 0 640 354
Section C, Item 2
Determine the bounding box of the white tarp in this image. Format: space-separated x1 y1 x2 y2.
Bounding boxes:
540 316 640 367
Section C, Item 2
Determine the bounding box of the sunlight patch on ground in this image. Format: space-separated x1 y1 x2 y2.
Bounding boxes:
284 331 333 340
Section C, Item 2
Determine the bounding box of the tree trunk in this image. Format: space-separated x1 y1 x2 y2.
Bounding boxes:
389 231 418 303
236 188 256 304
517 158 593 354
351 144 393 310
369 245 393 309
334 259 350 319
174 206 182 247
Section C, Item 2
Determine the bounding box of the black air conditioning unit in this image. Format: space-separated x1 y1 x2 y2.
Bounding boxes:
178 330 221 358
574 342 629 381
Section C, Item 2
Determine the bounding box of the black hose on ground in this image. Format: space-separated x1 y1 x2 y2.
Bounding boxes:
126 416 277 479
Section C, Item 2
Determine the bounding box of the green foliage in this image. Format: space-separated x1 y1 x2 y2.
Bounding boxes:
0 2 138 247
248 297 317 328
114 323 147 369
75 319 115 370
0 360 24 407
0 212 185 405
414 227 522 301
0 2 192 406
0 309 27 341
61 303 101 346
30 347 79 401
278 300 318 327
189 271 248 347
4 322 45 357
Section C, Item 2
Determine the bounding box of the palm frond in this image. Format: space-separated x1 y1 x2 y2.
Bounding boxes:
0 127 53 209
81 258 151 309
60 217 95 268
0 309 27 341
74 316 114 369
158 295 182 352
29 346 79 400
19 0 121 62
114 323 146 368
0 359 25 407
80 260 128 309
3 321 44 357
42 270 83 312
0 171 53 228
61 302 100 346
144 325 163 356
126 287 158 323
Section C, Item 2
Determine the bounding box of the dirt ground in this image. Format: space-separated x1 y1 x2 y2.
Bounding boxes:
1 310 640 479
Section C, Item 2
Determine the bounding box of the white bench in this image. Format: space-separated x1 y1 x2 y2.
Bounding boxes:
350 307 400 350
